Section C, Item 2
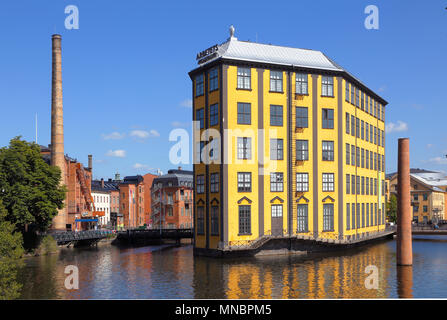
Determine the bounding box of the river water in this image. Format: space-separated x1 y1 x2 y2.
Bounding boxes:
17 236 447 299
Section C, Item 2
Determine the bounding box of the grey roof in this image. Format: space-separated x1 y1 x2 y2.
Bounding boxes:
152 169 193 189
191 35 388 104
411 172 447 189
91 180 119 192
207 38 342 72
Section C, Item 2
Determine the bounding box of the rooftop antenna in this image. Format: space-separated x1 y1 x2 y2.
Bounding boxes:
35 113 38 144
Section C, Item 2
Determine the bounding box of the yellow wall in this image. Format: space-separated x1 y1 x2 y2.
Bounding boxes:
193 64 387 250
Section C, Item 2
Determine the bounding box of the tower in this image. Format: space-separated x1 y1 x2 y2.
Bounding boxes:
51 34 67 230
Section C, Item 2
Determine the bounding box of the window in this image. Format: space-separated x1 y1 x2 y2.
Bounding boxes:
209 68 218 91
351 145 355 166
413 194 419 201
237 67 251 89
321 76 334 97
270 139 284 160
197 207 205 234
351 203 356 229
296 173 309 192
296 107 308 128
322 109 334 129
210 173 219 193
296 140 309 161
323 204 334 231
211 206 219 235
210 103 218 126
356 203 361 229
237 137 251 159
237 103 251 124
197 175 204 194
362 203 365 228
366 150 369 169
366 204 370 227
237 172 251 192
195 74 204 96
296 73 308 94
351 115 355 136
271 205 283 218
365 123 369 142
362 176 365 195
322 173 335 192
346 143 350 165
238 205 251 234
356 147 360 167
355 88 360 107
270 71 283 92
345 82 350 102
270 172 284 192
351 86 355 104
346 203 350 230
270 105 283 126
322 141 334 161
346 113 350 134
361 92 364 110
168 207 173 216
423 193 428 201
346 174 350 194
366 177 369 195
196 141 205 163
361 148 365 168
196 108 204 129
297 204 308 233
361 120 364 140
356 117 360 138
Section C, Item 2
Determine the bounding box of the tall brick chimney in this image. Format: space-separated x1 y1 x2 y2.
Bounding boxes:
88 154 92 170
51 34 67 230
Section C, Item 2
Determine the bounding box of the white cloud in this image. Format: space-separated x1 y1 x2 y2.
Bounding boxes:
385 121 408 133
102 131 125 140
106 150 126 158
179 99 192 108
171 121 190 128
133 163 153 170
427 157 447 165
130 129 160 139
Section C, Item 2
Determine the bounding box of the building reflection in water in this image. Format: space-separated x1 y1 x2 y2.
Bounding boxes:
193 242 394 299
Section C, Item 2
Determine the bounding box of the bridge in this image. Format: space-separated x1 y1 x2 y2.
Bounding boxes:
51 230 115 246
115 228 193 246
412 225 447 236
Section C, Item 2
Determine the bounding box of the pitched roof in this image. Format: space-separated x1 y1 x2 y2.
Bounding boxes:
210 38 342 72
190 33 387 104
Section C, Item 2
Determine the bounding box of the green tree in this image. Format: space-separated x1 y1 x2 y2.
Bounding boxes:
387 194 397 223
0 200 24 300
0 137 66 232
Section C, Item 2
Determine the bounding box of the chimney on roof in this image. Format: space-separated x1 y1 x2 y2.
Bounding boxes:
101 178 104 189
178 166 182 171
88 154 92 170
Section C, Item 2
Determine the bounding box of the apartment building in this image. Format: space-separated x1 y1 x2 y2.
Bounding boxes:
189 27 387 255
151 168 194 229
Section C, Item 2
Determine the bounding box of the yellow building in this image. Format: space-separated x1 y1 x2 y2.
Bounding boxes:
388 169 446 223
189 27 387 256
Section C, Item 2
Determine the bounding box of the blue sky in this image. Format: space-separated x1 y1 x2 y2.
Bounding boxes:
0 0 446 179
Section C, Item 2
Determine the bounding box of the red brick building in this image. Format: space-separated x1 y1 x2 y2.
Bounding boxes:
120 175 145 228
151 168 193 229
143 173 157 227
